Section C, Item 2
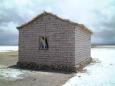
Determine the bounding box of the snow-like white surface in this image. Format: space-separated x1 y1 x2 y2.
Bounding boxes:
0 46 18 52
0 65 25 80
63 48 115 86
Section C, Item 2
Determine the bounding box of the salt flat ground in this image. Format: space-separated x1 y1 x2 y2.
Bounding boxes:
0 46 18 52
0 46 115 86
0 50 72 86
64 47 115 86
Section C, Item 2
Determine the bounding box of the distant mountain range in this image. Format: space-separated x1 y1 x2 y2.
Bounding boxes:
92 43 115 46
0 43 115 46
0 43 18 46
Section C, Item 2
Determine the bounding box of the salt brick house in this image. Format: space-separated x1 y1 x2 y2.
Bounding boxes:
17 12 92 72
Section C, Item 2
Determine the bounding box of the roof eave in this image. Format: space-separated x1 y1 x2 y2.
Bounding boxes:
75 24 93 34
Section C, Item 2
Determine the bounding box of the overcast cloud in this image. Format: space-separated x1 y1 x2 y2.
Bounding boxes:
0 0 115 45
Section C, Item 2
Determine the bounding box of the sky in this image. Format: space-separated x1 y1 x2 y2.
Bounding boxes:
0 0 115 45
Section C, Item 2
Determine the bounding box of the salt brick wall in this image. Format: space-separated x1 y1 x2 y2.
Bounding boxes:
18 15 76 67
75 26 91 65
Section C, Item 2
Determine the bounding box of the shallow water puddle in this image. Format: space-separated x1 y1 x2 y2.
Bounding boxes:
0 65 25 80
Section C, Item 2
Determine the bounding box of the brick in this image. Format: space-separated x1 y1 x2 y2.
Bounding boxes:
17 12 92 72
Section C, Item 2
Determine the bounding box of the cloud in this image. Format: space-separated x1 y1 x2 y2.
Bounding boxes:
0 0 58 45
0 22 18 45
0 0 115 45
90 0 115 44
56 0 115 44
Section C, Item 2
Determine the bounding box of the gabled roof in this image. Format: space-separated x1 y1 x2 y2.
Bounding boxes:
17 11 92 34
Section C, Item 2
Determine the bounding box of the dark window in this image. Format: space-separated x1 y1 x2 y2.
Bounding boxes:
39 36 48 49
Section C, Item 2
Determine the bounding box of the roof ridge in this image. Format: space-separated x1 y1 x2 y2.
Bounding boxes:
17 11 50 28
17 11 92 34
17 11 79 28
